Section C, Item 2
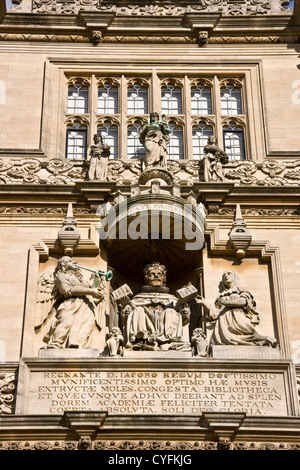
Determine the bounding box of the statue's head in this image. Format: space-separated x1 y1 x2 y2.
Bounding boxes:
94 133 103 144
221 270 237 289
57 256 76 272
144 262 166 287
111 327 122 336
207 135 217 144
149 112 159 123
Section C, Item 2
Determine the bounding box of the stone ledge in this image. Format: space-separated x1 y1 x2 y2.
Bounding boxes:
38 348 100 358
123 350 192 358
211 345 281 360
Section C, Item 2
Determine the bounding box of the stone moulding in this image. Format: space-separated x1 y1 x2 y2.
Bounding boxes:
0 32 299 44
1 437 300 450
1 0 297 46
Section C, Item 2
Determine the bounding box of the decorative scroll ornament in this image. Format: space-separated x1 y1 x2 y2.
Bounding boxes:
0 372 16 414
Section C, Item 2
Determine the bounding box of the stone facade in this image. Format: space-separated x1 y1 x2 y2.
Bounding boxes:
0 0 300 453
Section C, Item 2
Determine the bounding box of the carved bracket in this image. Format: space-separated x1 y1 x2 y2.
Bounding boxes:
202 411 246 441
61 411 108 446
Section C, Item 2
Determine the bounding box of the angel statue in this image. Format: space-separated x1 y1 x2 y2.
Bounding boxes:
35 256 105 349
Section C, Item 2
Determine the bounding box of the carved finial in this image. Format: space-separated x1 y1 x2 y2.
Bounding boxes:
57 203 81 256
229 204 252 259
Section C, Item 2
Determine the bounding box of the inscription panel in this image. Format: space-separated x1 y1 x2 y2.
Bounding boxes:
27 370 288 416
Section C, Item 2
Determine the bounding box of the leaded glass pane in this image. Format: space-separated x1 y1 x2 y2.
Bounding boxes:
98 86 119 114
192 126 213 159
98 126 118 159
67 85 88 114
223 127 245 160
191 87 212 115
161 86 182 115
221 86 242 115
127 123 145 158
168 125 183 159
127 86 148 114
66 129 87 160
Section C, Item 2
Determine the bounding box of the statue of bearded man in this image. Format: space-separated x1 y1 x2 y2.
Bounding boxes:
120 262 191 351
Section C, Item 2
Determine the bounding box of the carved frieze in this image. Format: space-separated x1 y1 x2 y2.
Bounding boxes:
0 33 298 44
0 157 300 187
0 439 299 450
30 0 288 16
222 159 300 186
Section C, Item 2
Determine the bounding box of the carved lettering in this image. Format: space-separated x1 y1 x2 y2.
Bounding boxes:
28 371 287 416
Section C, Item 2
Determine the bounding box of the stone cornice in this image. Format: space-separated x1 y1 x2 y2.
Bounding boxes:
0 0 298 44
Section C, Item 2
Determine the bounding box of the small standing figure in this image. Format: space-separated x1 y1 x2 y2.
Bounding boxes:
139 112 171 170
203 135 228 182
88 133 111 181
107 327 124 356
191 328 208 357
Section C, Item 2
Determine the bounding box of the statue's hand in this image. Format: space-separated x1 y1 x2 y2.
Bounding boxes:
195 296 210 311
215 297 225 308
91 288 104 299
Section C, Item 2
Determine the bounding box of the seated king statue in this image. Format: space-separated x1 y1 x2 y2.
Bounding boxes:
119 262 191 352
